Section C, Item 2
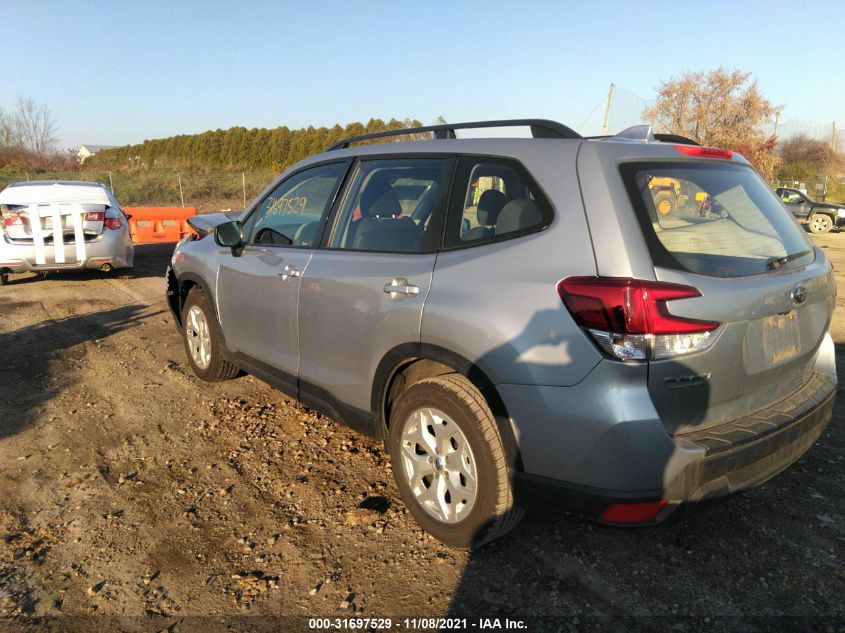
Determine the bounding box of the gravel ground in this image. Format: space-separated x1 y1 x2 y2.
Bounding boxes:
0 236 842 633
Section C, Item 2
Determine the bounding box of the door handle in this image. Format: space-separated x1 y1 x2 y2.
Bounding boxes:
383 278 420 298
279 264 301 281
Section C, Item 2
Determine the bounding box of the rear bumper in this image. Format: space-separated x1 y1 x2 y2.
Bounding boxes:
0 229 134 272
669 372 835 500
504 333 837 520
514 372 835 517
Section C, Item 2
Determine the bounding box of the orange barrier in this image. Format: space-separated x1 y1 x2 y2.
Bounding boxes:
125 207 198 244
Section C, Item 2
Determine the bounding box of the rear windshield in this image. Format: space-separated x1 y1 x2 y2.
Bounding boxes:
621 162 814 277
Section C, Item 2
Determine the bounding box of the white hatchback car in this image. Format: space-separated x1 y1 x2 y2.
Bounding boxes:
0 180 134 284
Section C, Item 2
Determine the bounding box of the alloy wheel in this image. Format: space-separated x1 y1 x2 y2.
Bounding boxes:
186 305 212 370
399 407 478 524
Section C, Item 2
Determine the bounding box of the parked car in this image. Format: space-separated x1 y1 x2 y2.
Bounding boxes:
167 120 837 547
775 187 845 234
0 180 134 284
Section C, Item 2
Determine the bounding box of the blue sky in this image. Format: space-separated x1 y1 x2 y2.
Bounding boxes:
3 0 844 149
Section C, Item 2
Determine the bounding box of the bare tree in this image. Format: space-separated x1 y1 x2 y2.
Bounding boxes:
643 68 782 178
778 134 845 190
0 106 11 147
11 95 59 157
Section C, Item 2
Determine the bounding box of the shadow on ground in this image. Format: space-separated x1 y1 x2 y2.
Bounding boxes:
0 303 153 439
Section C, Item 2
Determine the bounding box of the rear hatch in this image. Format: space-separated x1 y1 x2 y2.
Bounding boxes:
621 158 835 434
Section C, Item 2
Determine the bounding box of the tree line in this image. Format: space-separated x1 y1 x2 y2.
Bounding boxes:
3 75 840 193
86 118 432 173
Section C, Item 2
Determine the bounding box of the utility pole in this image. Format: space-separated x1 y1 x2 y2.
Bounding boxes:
773 112 780 143
832 122 837 152
600 83 615 136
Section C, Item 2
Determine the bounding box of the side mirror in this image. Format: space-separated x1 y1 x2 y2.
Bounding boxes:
215 220 244 255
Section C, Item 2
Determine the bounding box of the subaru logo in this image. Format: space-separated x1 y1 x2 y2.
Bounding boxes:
791 285 807 305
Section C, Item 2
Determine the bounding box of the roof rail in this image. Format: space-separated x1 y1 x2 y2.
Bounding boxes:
327 119 582 150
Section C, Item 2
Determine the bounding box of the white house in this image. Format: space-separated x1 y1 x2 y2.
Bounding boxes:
77 144 117 163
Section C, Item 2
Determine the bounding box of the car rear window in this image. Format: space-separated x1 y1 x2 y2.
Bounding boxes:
621 162 815 278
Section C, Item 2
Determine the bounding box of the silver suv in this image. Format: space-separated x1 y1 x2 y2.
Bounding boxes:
166 120 837 547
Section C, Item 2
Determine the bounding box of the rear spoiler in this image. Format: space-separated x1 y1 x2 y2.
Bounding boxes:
186 211 242 237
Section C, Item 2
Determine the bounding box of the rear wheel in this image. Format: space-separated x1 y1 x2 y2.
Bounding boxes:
808 213 833 234
0 272 8 286
181 287 240 382
387 374 523 548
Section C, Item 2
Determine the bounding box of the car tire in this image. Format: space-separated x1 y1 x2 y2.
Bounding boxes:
808 213 833 234
387 374 524 548
654 192 675 215
181 287 240 382
0 272 8 286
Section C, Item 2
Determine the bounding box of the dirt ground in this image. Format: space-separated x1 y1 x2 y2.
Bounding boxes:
0 235 843 633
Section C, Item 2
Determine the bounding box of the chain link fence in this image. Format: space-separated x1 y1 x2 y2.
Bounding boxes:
0 170 276 213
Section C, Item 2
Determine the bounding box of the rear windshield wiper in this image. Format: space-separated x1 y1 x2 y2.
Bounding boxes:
767 249 811 270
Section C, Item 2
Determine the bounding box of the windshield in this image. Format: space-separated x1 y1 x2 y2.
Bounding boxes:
621 162 814 278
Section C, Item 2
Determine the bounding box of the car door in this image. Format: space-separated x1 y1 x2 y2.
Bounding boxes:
297 157 453 423
780 189 809 220
216 161 349 389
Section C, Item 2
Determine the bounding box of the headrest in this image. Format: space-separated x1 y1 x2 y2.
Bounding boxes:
476 189 507 226
360 178 402 218
495 199 544 236
293 221 320 247
352 216 419 251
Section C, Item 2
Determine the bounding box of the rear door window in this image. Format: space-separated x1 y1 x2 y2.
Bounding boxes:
621 162 814 277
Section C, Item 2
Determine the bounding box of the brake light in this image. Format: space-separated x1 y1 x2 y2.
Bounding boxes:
674 145 733 159
557 277 722 361
85 211 105 222
600 500 668 524
103 217 121 230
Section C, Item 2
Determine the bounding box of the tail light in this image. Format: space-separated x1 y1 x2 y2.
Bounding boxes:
3 213 24 228
103 216 121 230
557 277 722 361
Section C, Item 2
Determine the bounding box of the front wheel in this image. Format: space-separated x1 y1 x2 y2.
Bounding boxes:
387 374 524 548
808 213 833 234
654 192 675 215
181 287 240 382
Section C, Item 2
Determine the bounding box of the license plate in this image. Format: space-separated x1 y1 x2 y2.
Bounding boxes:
763 311 800 363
